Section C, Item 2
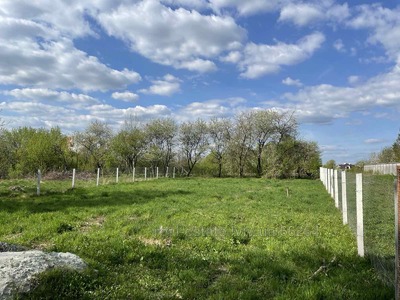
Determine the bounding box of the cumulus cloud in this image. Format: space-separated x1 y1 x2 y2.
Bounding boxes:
279 2 350 27
281 63 400 123
97 0 245 73
0 16 141 91
177 97 246 121
347 4 400 61
3 88 100 109
237 32 325 79
282 77 303 87
210 0 280 16
139 74 182 96
112 91 139 102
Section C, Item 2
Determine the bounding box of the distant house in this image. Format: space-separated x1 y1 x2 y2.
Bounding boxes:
338 163 353 170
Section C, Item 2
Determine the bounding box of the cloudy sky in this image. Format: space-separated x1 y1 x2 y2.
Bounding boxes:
1 0 400 163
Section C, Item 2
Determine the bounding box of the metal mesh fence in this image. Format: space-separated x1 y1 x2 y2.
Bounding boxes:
363 174 395 287
320 167 396 289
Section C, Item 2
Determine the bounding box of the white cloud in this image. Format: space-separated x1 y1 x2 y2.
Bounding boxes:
161 0 207 10
139 74 182 96
282 77 303 87
348 4 400 61
0 16 141 91
280 62 400 123
333 39 345 52
97 0 245 73
210 0 280 16
177 97 246 121
220 51 242 64
3 88 100 109
347 75 360 85
112 91 139 102
364 138 385 144
279 3 323 27
238 32 325 79
279 2 349 27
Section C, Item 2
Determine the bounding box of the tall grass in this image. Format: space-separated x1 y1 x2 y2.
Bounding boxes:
0 178 393 299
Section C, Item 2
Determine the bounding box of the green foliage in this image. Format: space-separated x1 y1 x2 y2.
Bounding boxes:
0 178 392 299
0 127 71 178
265 138 321 179
324 159 336 169
0 111 321 180
75 120 113 170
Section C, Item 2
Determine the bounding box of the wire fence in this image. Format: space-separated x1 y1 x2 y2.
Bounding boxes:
320 167 396 289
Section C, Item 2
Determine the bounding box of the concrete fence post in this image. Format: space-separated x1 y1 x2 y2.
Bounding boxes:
72 168 76 189
334 170 339 208
37 169 41 196
356 173 364 257
342 171 348 225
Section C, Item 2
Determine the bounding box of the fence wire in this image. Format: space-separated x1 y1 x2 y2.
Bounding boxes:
321 168 396 289
362 174 395 287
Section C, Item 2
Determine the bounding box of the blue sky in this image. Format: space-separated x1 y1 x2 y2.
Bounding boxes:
1 0 400 164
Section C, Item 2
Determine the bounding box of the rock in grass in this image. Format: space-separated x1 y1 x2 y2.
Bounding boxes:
0 250 87 299
0 242 28 252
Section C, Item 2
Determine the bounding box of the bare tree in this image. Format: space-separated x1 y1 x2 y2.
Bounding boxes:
179 119 209 176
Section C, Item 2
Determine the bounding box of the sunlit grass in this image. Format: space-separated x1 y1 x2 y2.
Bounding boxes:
0 178 393 299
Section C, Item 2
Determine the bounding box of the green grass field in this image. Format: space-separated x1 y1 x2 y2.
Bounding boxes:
0 178 393 299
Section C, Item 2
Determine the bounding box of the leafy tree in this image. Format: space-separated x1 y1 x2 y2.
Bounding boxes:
144 118 177 175
208 117 232 177
228 112 255 177
111 122 147 172
2 127 70 177
392 131 400 162
75 120 112 170
324 159 336 169
179 119 209 176
252 110 280 177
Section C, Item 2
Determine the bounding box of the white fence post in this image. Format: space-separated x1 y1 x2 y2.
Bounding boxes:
395 166 400 299
173 167 176 179
334 170 339 208
342 171 348 225
96 168 100 186
116 167 119 183
356 173 364 257
72 168 76 188
156 167 159 179
37 169 41 196
327 169 331 194
166 167 169 178
328 169 334 198
145 167 147 181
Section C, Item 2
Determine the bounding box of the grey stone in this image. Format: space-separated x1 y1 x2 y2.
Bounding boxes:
0 250 87 299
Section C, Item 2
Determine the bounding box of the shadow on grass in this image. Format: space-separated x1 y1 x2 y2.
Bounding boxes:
16 239 395 300
0 186 192 214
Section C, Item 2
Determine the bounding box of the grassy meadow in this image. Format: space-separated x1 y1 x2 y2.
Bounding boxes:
0 177 393 299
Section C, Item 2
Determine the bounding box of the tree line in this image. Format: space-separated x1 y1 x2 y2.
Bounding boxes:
0 110 321 179
364 132 400 165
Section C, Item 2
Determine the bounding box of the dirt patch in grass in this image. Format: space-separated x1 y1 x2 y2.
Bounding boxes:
139 237 172 247
79 216 105 232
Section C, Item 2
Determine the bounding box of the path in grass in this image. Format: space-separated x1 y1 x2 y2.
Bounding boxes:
0 178 393 299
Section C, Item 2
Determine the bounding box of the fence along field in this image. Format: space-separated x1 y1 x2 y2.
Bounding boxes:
0 170 394 298
320 166 396 292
